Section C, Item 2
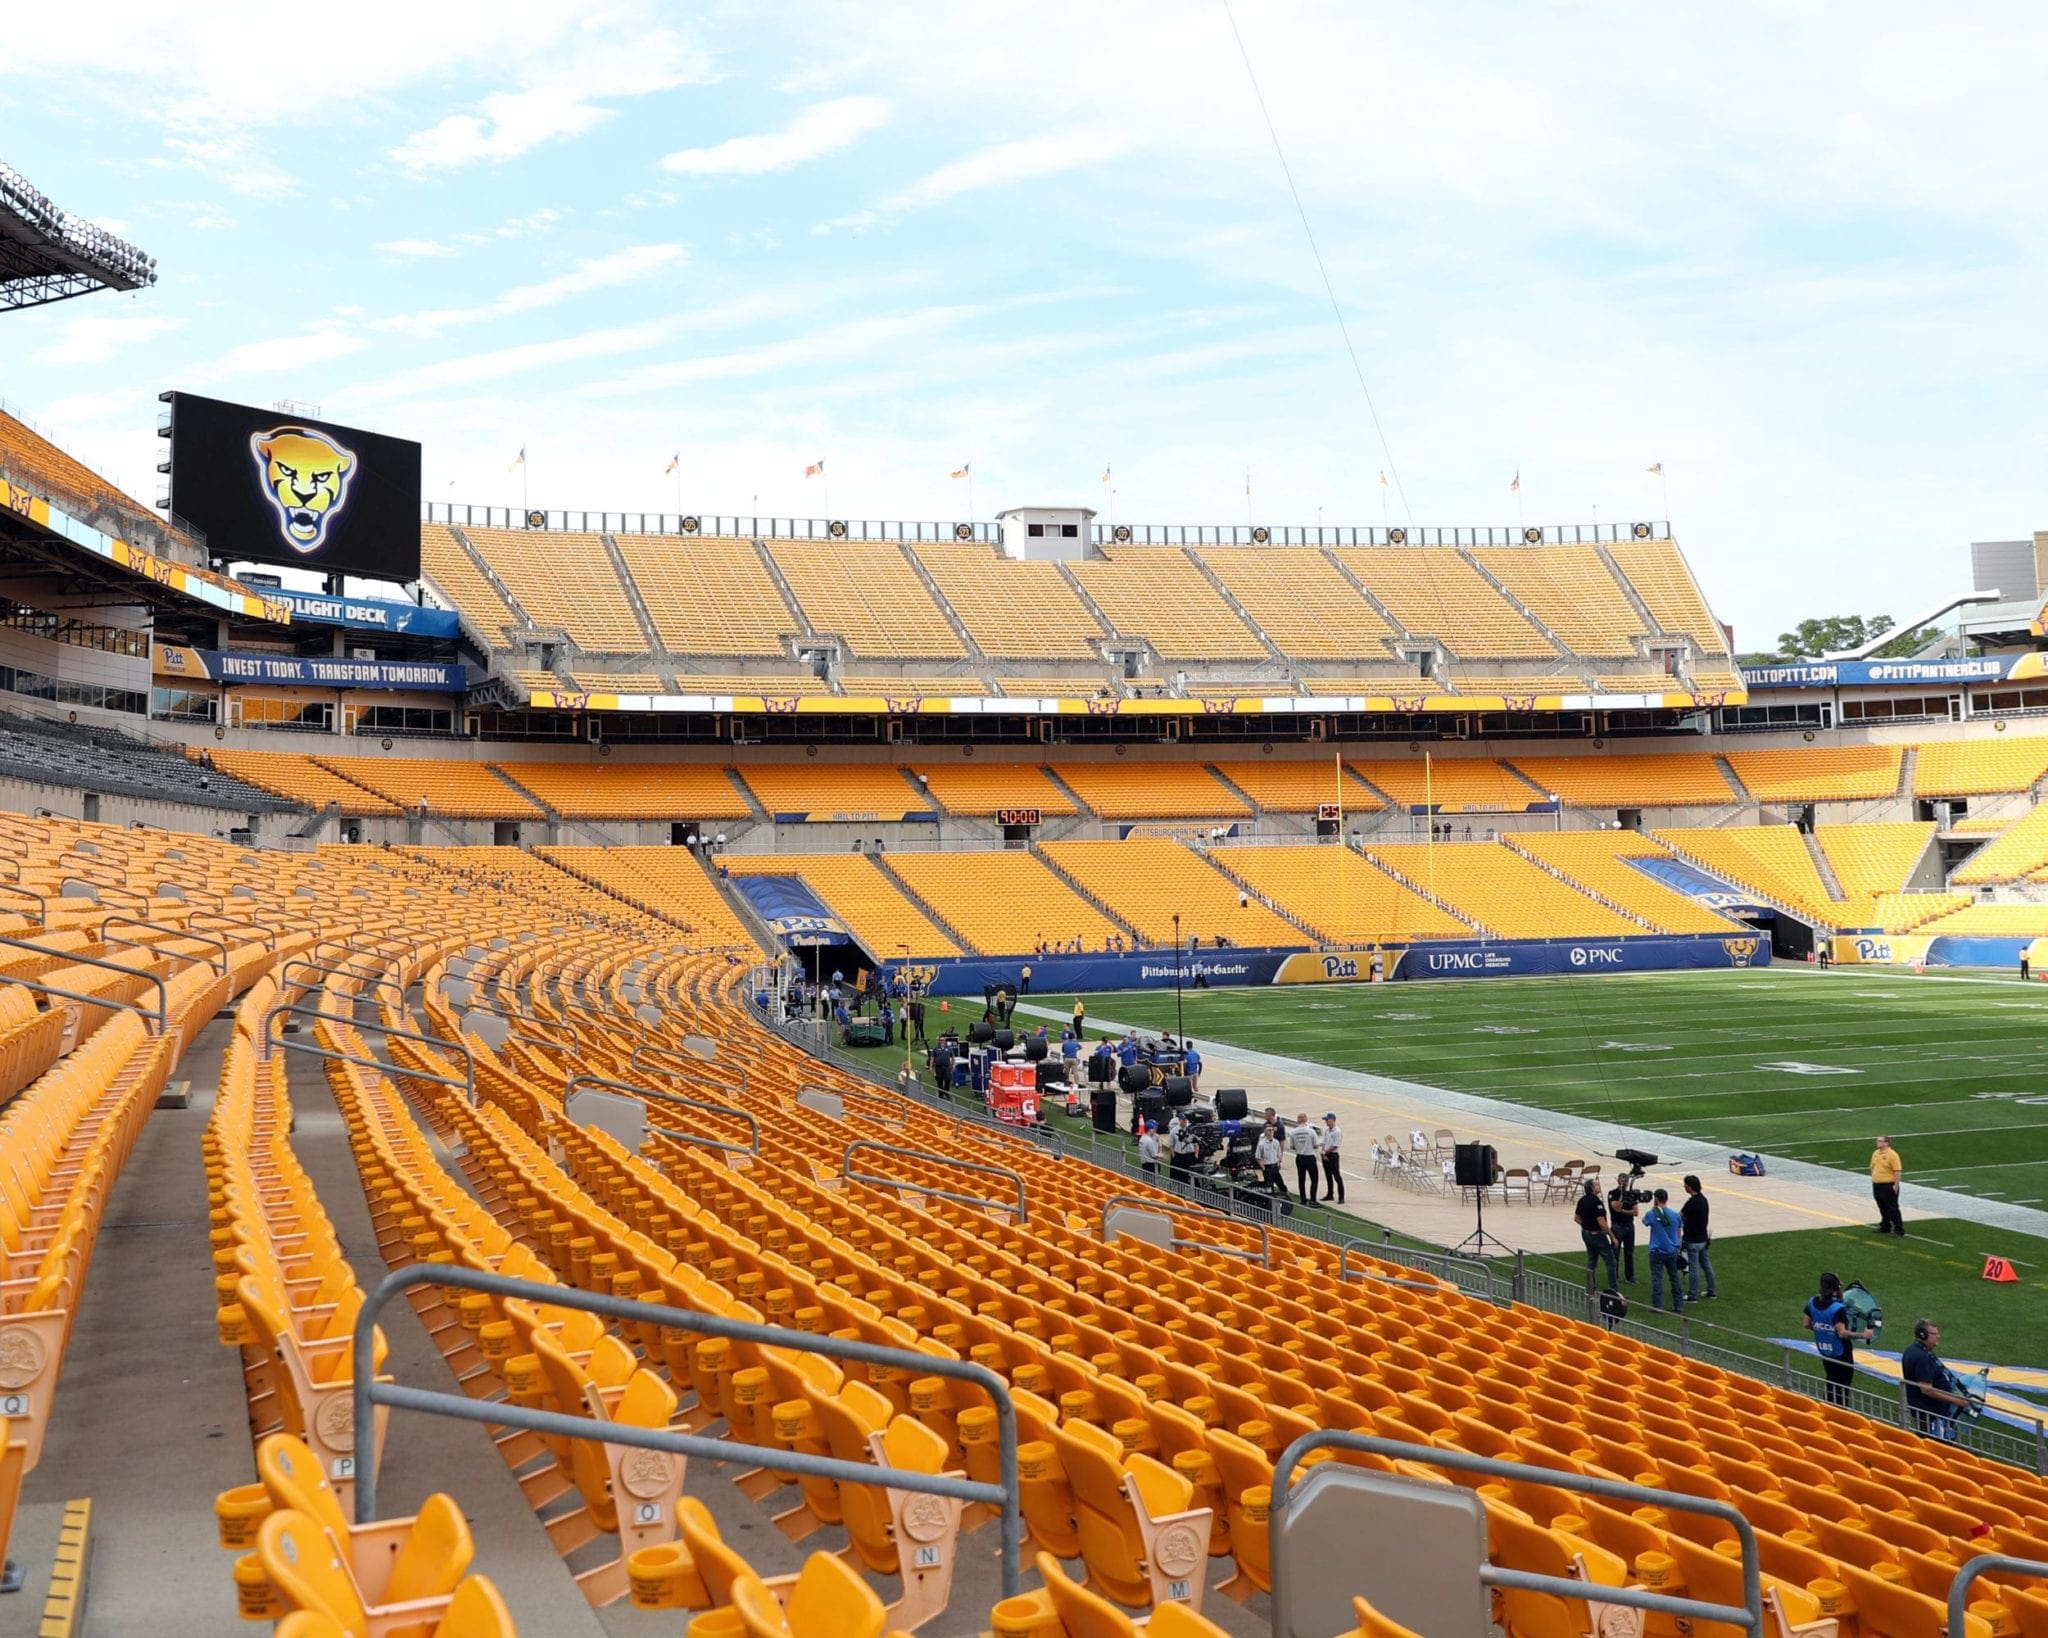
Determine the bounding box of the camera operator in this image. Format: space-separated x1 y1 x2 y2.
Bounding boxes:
1901 1319 1972 1440
1575 1177 1619 1295
1169 1112 1200 1184
1606 1175 1641 1285
1803 1271 1868 1407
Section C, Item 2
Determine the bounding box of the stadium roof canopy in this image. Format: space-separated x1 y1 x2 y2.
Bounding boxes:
0 160 156 311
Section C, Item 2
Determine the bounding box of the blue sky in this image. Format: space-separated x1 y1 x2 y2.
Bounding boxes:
2 0 2045 646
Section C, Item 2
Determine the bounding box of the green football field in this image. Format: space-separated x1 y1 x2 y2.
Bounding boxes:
1039 966 2048 1208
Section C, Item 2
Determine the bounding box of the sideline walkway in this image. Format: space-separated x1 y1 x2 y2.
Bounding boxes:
1012 998 2048 1252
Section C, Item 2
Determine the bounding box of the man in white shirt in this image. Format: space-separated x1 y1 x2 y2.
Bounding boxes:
1320 1113 1345 1204
1254 1124 1285 1195
1137 1123 1161 1176
1287 1112 1322 1203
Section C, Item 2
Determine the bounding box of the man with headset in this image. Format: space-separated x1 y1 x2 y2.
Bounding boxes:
1900 1318 1974 1440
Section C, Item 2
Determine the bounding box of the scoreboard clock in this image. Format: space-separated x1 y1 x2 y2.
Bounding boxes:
996 807 1043 827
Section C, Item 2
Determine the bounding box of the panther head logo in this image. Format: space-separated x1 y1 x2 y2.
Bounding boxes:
250 426 357 554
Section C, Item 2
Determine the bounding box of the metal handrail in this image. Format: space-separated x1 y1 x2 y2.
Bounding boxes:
1949 1553 2048 1631
0 932 169 1034
844 1140 1027 1220
98 915 228 977
1338 1238 1493 1295
1100 1192 1271 1268
279 958 409 1005
0 881 47 921
186 910 277 951
566 1073 760 1157
349 1264 1025 1595
1267 1430 1762 1638
260 1001 475 1104
631 1040 751 1099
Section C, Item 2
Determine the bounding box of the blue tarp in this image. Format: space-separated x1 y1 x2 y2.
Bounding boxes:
731 873 855 946
1626 855 1772 918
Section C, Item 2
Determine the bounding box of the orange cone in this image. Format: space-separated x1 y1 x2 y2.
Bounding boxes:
1983 1255 2020 1283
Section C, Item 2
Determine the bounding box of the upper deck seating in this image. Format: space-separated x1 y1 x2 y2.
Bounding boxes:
1041 839 1303 946
1604 538 1733 663
1067 550 1266 661
1200 549 1396 659
421 524 522 644
1362 841 1642 939
770 544 963 659
462 529 645 653
208 748 404 814
613 535 793 655
1337 548 1556 658
1467 546 1649 656
916 545 1103 658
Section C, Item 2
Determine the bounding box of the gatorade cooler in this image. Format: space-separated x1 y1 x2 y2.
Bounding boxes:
987 1061 1041 1127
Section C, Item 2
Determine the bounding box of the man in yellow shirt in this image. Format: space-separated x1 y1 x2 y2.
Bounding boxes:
1870 1135 1905 1236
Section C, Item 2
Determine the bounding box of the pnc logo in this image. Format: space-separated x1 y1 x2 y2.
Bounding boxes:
1569 947 1624 967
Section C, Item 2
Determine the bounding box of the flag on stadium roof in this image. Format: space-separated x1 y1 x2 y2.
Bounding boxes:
1509 470 1520 492
950 463 969 479
509 445 526 471
664 452 680 475
1647 461 1664 476
1101 465 1111 482
805 458 824 477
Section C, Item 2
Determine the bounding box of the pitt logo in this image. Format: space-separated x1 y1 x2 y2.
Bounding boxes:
1321 955 1358 979
1724 937 1761 968
250 425 357 554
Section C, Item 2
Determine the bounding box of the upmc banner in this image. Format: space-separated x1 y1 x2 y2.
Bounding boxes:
163 392 422 580
910 934 1767 995
1385 934 1769 981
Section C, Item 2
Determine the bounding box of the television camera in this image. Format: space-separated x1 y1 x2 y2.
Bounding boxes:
1613 1147 1659 1208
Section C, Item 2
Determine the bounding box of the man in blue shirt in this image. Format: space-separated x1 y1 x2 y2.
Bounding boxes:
1900 1319 1972 1440
1643 1187 1684 1314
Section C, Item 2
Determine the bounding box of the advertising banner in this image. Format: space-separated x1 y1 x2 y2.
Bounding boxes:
1742 655 2048 690
164 392 422 579
1833 933 2046 969
268 587 459 639
152 644 464 692
917 949 1294 997
1385 933 1770 981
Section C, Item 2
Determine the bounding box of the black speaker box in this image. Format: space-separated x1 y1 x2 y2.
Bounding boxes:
1118 1065 1156 1096
1022 1035 1049 1061
1452 1142 1498 1188
968 1021 994 1044
1161 1075 1194 1105
1213 1087 1249 1122
992 1029 1016 1051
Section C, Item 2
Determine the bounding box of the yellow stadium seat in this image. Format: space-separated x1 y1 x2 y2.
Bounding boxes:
731 1550 889 1638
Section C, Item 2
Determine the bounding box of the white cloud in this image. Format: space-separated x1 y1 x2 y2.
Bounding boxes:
207 326 366 378
382 243 686 337
378 238 458 259
39 313 181 365
159 135 295 198
660 96 893 177
882 131 1130 212
391 84 620 174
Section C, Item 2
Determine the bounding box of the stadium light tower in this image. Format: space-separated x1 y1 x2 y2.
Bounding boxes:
0 161 158 311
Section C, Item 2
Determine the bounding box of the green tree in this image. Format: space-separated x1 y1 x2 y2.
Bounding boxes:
1770 614 1941 661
